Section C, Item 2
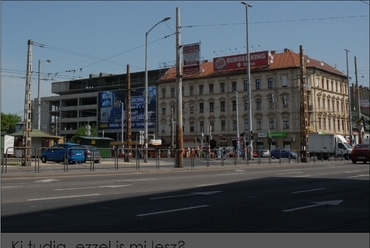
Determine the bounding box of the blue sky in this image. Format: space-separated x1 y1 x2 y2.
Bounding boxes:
1 1 369 116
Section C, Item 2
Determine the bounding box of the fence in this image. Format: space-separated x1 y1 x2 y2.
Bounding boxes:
1 146 352 174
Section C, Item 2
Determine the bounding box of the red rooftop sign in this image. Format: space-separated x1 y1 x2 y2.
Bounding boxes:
213 51 269 71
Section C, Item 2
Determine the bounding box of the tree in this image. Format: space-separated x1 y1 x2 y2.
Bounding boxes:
69 124 98 143
1 113 22 134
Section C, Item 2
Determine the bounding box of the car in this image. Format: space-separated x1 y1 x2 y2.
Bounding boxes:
270 148 297 159
351 143 370 164
40 142 86 164
257 149 270 157
82 145 101 163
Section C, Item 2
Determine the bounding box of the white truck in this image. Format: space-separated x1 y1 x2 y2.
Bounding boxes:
308 134 352 160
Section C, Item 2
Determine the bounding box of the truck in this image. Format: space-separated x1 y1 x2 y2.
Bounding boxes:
308 133 352 160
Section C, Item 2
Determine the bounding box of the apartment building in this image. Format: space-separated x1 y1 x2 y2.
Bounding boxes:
157 48 352 150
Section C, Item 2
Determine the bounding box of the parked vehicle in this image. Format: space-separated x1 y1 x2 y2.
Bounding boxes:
40 143 86 164
82 145 101 163
308 134 352 160
270 148 297 159
351 144 370 164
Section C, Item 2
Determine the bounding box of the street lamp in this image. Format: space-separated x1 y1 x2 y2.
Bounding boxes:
37 59 51 130
241 2 253 159
144 16 171 162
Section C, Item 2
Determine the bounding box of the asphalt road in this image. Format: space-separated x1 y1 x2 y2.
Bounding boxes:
2 161 369 233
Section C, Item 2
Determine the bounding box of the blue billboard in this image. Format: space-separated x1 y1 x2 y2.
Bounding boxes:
98 86 156 130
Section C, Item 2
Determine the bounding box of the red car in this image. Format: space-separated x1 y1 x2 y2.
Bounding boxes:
351 144 370 164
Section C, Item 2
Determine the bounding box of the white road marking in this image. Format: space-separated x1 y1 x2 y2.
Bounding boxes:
344 170 360 173
276 171 304 175
1 186 20 189
35 179 60 183
292 188 326 194
195 183 222 187
27 193 100 201
217 172 244 176
137 205 209 217
283 200 343 212
150 191 222 200
347 174 369 178
116 178 157 182
55 184 131 191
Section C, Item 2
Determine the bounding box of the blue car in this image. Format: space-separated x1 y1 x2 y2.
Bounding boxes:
270 148 297 159
40 143 86 164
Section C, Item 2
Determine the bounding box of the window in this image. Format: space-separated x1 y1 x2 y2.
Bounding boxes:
281 76 288 87
221 120 226 131
220 83 225 93
283 117 289 129
327 99 330 110
190 122 194 132
200 121 204 132
337 120 341 131
199 103 204 113
268 78 274 89
199 85 203 95
221 101 225 112
182 86 184 96
318 117 322 129
233 120 237 131
257 118 262 130
171 88 175 98
318 97 321 109
210 102 214 112
190 86 194 96
256 98 262 110
190 104 194 114
269 118 275 129
244 119 248 130
161 107 166 115
209 84 214 94
161 88 166 98
282 96 288 108
232 100 236 111
232 81 237 92
210 121 214 132
268 95 275 109
244 80 248 91
255 79 261 90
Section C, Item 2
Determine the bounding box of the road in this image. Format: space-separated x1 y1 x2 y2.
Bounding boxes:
1 161 369 233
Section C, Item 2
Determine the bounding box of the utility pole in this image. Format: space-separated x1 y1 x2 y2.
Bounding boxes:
171 106 175 149
175 7 183 168
125 64 132 162
345 49 353 144
23 39 33 166
299 45 309 162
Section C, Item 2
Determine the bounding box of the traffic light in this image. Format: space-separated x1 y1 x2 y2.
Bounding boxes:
250 131 254 140
210 139 217 149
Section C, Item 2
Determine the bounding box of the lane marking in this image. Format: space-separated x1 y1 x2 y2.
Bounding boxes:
292 188 326 194
55 185 131 191
347 174 369 178
293 175 311 178
344 170 360 173
283 200 343 212
276 171 304 175
35 179 60 183
150 191 222 200
27 193 100 201
195 183 222 187
137 205 209 217
217 172 244 176
1 186 20 189
116 178 157 182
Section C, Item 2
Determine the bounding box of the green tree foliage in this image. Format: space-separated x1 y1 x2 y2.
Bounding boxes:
1 113 22 134
69 124 98 143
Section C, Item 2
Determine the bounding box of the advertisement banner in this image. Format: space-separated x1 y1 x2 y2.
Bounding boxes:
213 51 269 71
98 86 156 130
183 42 200 73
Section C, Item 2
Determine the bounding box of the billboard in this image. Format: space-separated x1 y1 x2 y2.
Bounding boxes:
98 86 156 130
183 42 200 73
213 51 270 71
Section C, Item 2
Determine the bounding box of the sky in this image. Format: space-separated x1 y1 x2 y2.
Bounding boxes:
1 1 369 116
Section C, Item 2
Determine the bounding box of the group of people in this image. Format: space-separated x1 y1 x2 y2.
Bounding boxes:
181 146 230 160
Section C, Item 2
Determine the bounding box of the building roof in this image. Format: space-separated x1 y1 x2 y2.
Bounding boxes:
10 129 63 139
158 48 345 82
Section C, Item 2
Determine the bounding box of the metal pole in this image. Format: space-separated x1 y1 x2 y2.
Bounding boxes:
144 16 171 163
235 91 240 159
242 2 253 159
345 49 353 144
175 7 183 168
37 59 51 130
